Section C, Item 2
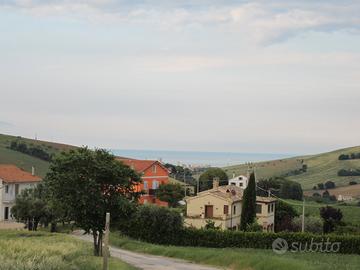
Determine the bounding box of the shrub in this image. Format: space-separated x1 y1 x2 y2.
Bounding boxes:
292 216 323 234
325 181 336 189
349 181 358 185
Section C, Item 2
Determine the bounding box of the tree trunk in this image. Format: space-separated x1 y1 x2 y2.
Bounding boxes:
50 222 57 233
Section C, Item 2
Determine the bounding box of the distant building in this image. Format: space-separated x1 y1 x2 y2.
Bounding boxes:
117 158 169 206
184 180 276 231
228 175 249 189
0 165 41 221
337 194 353 202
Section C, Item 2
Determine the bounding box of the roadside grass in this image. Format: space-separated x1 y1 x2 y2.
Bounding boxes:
110 233 360 270
0 230 137 270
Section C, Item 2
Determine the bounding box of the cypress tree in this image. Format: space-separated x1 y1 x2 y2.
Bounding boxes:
240 172 257 231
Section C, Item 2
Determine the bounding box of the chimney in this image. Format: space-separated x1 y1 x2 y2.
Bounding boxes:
31 166 35 176
213 177 219 190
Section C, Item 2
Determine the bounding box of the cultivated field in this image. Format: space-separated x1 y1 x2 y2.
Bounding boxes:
0 230 137 270
224 146 360 191
0 133 76 177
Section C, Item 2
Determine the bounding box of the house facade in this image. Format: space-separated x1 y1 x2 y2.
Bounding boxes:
184 180 276 231
117 158 169 206
0 165 41 221
228 175 249 189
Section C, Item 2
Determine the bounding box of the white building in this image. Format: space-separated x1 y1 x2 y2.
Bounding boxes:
228 175 249 189
0 165 41 221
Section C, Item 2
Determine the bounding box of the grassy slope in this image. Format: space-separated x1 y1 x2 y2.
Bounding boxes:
224 146 360 191
284 199 360 225
0 230 137 270
110 233 360 270
0 133 76 177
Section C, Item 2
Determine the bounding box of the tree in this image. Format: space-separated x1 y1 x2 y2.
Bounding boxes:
317 183 325 190
11 184 49 231
325 181 336 189
292 216 323 233
44 147 141 256
279 180 303 201
156 183 184 207
320 206 343 233
198 168 228 191
274 200 298 232
240 172 256 231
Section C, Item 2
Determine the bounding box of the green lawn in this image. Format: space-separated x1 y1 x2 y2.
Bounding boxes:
0 230 137 270
110 233 360 270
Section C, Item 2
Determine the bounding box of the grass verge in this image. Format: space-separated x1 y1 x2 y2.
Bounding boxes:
110 232 360 270
0 230 138 270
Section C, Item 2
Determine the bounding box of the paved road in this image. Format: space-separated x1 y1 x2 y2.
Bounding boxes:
73 231 222 270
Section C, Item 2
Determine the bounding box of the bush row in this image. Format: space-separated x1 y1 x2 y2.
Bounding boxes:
118 205 360 255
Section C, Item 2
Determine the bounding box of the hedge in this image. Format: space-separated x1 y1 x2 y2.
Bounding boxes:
118 205 360 255
122 227 360 255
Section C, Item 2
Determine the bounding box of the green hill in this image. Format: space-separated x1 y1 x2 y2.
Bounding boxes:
0 133 76 177
224 146 360 191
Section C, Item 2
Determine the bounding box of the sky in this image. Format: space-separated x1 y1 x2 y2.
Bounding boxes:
0 0 359 155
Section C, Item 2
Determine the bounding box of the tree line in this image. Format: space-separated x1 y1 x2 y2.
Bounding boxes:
9 140 53 161
339 153 360 160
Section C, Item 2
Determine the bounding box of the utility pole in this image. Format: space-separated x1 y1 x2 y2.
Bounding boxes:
184 169 187 197
301 199 305 233
103 212 110 270
197 178 199 194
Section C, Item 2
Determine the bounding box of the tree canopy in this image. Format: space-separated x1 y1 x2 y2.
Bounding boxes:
156 183 184 207
44 147 141 256
198 168 228 191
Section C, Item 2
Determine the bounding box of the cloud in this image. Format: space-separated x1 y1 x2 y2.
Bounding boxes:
1 1 360 44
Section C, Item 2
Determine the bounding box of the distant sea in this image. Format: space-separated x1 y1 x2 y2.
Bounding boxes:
110 149 293 167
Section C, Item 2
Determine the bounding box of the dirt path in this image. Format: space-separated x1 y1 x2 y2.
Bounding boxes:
72 231 222 270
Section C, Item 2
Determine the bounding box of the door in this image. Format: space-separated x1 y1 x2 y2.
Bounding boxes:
4 207 9 220
205 205 213 218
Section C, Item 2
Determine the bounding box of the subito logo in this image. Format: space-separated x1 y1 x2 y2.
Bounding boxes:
272 238 288 254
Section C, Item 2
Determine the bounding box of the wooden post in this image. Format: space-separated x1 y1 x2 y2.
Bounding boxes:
103 212 110 270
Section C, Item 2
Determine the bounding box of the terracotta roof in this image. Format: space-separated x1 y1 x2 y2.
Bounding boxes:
0 164 41 183
116 158 161 173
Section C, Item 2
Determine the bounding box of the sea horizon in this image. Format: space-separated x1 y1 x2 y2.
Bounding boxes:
110 149 295 167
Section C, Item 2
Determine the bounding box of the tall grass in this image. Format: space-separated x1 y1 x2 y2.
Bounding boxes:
0 230 137 270
110 232 360 270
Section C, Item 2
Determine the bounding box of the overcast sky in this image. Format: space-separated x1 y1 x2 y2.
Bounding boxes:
0 0 359 154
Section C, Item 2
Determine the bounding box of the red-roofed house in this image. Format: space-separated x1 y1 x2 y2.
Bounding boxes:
117 158 169 206
0 164 42 221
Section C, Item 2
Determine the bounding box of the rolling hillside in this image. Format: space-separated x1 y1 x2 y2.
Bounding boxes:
224 146 360 191
0 133 76 177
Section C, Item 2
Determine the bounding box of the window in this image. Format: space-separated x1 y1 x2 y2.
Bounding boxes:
233 205 236 215
256 204 262 214
268 204 270 213
271 203 274 212
152 165 157 173
15 184 19 196
239 183 243 187
152 180 159 189
5 185 9 194
231 183 236 186
223 205 229 215
143 181 148 190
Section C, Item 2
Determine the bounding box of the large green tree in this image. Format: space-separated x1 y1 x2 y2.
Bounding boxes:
44 147 141 256
240 172 257 231
156 183 184 207
198 168 228 191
